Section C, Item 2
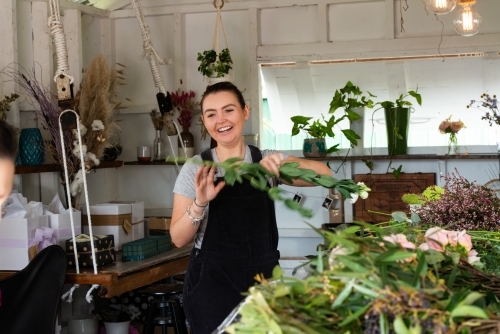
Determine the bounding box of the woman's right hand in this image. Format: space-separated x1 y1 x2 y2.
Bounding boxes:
194 164 225 205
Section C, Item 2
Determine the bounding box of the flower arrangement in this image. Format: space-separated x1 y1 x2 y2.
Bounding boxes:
439 115 465 155
224 224 496 334
467 93 499 127
401 185 444 205
170 89 199 132
414 170 500 231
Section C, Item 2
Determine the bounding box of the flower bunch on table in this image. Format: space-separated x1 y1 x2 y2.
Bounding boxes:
468 93 499 127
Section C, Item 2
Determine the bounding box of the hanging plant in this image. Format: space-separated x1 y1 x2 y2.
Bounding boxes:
197 48 233 78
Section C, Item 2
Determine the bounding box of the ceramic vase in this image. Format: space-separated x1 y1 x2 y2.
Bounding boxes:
303 138 327 158
208 74 232 85
103 321 130 334
349 107 365 156
384 107 410 156
19 128 44 166
178 128 194 158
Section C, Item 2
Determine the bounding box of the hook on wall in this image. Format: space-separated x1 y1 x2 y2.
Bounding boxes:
213 0 224 9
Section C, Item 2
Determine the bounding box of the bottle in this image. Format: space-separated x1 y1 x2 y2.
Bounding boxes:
153 129 166 161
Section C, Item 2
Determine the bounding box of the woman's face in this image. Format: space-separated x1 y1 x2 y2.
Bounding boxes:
0 158 14 208
202 91 249 146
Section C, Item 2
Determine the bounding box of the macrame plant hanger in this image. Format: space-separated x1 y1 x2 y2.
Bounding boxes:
131 0 187 171
48 0 100 303
211 0 232 83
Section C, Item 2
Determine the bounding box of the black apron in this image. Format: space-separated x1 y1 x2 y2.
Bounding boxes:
183 145 280 334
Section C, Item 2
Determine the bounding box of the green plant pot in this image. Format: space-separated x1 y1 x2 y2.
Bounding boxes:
303 138 326 158
384 107 410 156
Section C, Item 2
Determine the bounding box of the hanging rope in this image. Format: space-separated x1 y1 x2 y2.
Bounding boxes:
58 111 100 302
131 0 172 95
48 0 74 84
212 0 230 55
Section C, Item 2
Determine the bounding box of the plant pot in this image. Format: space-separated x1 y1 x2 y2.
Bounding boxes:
68 316 98 334
384 107 410 156
19 128 45 166
208 74 232 85
178 130 194 158
303 138 326 158
349 107 365 156
103 321 130 334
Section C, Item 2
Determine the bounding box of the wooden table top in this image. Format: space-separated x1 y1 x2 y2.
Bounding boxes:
0 244 192 298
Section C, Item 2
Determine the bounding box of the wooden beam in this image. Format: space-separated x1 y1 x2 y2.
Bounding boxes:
63 9 83 92
22 0 110 18
257 33 500 61
110 0 370 18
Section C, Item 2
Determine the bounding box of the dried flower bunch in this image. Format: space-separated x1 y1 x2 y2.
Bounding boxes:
415 170 500 231
0 93 19 122
468 93 499 126
170 89 199 131
438 115 465 135
149 109 165 130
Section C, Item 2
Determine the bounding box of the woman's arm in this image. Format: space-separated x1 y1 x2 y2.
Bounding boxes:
260 153 332 187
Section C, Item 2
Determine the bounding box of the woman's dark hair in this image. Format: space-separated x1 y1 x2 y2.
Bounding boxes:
0 121 17 161
200 82 246 111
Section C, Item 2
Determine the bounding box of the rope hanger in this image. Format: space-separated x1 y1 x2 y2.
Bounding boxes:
48 0 99 303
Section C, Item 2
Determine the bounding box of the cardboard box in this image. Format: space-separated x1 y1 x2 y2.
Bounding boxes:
66 234 116 268
82 204 132 250
107 201 145 241
47 210 82 248
0 215 50 270
149 217 171 230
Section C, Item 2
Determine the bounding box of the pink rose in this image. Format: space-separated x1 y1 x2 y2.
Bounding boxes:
468 249 480 264
424 227 449 251
456 230 472 252
383 234 416 249
439 121 450 134
449 120 465 133
418 243 430 251
447 231 459 247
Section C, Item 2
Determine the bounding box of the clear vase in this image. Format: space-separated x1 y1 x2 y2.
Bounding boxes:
448 133 459 155
153 129 166 161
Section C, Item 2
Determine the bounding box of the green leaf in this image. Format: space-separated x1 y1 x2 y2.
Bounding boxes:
341 129 361 146
408 90 422 106
459 292 485 306
336 256 370 274
450 305 488 319
363 159 374 171
273 285 290 298
272 265 284 280
394 315 410 334
332 279 354 308
391 211 408 222
316 248 323 274
425 249 446 265
410 213 421 223
338 302 372 327
392 165 402 179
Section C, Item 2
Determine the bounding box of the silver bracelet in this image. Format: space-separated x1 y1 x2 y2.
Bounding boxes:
186 205 205 227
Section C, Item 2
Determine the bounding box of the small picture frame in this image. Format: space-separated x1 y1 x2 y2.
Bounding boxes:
322 197 333 210
293 194 303 204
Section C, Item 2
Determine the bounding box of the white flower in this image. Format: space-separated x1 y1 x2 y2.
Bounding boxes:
357 182 371 199
70 170 84 196
359 191 369 199
346 193 359 204
329 245 348 267
86 152 100 166
467 249 481 264
72 142 87 157
91 120 105 131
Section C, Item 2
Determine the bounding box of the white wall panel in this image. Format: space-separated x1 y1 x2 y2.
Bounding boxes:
16 1 33 79
114 15 175 107
82 14 103 68
260 6 319 46
329 1 386 42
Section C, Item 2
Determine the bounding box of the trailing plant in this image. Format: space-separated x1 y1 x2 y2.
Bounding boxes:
329 80 375 117
377 89 422 110
290 114 360 154
0 93 19 122
197 48 233 78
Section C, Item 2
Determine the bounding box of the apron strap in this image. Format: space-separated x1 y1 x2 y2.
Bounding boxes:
200 145 262 163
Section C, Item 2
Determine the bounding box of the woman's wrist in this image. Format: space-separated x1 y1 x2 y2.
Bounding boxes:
194 198 208 208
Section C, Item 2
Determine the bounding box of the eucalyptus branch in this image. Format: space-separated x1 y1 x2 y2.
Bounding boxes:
168 157 363 218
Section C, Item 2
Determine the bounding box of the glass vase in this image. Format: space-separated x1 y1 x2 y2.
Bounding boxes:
448 133 459 155
178 128 194 158
19 128 45 166
153 129 166 161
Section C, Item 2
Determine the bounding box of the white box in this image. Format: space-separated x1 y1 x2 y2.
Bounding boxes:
47 210 82 248
0 215 49 270
107 201 145 241
81 204 132 250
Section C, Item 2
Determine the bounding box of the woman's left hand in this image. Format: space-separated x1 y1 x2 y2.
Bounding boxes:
260 153 285 176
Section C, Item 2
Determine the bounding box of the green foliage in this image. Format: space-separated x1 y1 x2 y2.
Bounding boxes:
401 193 424 205
377 89 422 110
422 185 444 201
0 93 19 122
329 81 376 116
196 48 233 78
225 224 496 333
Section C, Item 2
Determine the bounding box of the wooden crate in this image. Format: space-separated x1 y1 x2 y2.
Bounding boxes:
353 173 435 223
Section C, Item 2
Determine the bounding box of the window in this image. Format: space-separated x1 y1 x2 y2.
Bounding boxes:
261 54 500 151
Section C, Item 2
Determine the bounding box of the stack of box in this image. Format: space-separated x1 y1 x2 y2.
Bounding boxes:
48 210 82 248
66 234 116 268
108 201 145 240
122 234 172 261
82 204 132 250
148 217 171 236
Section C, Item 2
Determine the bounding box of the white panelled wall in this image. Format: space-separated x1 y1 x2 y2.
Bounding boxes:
3 0 500 261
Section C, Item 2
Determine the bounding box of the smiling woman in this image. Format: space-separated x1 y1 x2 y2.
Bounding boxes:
0 120 17 208
169 81 332 334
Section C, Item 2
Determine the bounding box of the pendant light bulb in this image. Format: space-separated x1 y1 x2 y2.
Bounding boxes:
453 3 482 36
423 0 457 15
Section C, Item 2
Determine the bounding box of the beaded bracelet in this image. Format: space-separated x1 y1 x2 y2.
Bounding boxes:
193 198 208 208
186 205 205 227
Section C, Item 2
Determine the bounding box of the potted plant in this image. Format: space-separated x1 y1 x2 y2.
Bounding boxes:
93 304 140 334
376 89 422 156
290 114 359 158
329 81 376 155
197 48 233 84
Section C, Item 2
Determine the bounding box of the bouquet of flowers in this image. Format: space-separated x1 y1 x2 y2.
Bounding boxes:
468 93 499 126
439 115 465 155
170 89 199 132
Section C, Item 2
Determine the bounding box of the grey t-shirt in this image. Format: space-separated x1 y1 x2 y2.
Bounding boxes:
173 146 288 249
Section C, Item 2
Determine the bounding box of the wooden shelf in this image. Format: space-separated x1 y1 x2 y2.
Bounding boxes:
123 161 184 166
303 154 500 161
15 160 124 175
